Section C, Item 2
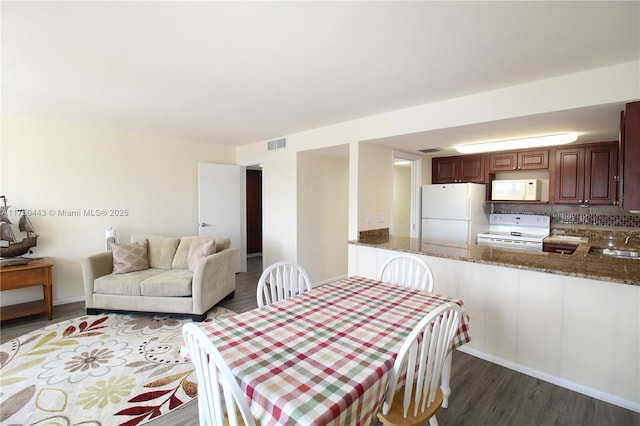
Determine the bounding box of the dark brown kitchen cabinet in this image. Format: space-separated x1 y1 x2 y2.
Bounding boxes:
432 155 485 183
488 149 549 172
554 142 618 205
543 242 578 255
555 147 584 203
620 101 640 211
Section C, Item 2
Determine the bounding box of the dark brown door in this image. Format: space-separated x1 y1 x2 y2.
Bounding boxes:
246 169 262 254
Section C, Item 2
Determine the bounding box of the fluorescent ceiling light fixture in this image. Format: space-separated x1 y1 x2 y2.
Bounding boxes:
454 133 578 154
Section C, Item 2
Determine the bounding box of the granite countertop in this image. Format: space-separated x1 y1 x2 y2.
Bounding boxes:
349 235 640 286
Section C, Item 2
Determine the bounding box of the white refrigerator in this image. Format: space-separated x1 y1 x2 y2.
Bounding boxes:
421 183 489 244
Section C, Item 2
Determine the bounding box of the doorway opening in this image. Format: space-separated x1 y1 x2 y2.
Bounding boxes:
246 167 262 258
392 151 421 239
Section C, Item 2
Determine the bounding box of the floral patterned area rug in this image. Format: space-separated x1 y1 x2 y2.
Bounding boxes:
0 307 236 426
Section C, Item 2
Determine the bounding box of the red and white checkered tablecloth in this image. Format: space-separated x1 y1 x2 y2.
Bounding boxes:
200 276 471 426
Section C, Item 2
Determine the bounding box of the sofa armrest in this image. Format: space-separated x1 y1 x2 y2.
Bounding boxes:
81 252 114 308
191 247 238 314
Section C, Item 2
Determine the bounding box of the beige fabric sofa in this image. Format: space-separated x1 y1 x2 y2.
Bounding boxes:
81 235 237 321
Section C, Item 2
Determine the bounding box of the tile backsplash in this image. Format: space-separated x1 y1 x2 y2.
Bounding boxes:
492 204 640 229
549 213 639 227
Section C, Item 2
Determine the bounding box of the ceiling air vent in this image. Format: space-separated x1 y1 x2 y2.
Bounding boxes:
267 138 287 151
419 148 442 153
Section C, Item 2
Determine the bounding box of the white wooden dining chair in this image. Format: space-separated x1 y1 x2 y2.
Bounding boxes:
379 255 434 293
377 302 462 426
256 261 312 308
182 323 256 426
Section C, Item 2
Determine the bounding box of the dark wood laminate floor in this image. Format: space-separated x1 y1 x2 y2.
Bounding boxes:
2 255 638 425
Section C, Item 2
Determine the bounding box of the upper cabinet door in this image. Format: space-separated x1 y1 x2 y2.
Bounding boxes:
555 147 585 203
518 150 549 170
488 150 548 172
433 155 485 183
584 142 618 205
432 157 458 183
554 142 618 205
459 155 485 182
488 152 517 171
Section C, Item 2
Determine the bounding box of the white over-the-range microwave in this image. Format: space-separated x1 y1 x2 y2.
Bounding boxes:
491 179 542 201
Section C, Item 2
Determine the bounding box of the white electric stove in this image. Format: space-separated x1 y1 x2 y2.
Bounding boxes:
476 214 550 252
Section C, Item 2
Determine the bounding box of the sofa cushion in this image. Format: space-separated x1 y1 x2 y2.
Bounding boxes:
111 240 149 274
94 268 164 296
172 236 217 269
214 237 231 252
132 235 180 269
188 240 217 272
140 270 193 297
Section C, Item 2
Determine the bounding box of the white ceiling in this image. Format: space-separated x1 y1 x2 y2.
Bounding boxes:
2 1 639 155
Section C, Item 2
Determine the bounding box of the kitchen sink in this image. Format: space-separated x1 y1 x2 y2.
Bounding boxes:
588 247 640 259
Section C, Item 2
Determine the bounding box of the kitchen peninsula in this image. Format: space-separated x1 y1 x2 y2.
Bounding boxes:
347 231 640 413
350 234 639 285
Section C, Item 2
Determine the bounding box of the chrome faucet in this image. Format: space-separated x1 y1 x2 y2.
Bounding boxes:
624 235 640 244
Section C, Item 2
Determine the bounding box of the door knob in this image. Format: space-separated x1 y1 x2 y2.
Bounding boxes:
199 222 211 227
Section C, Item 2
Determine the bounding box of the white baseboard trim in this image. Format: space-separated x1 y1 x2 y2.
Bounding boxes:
457 346 640 413
53 296 85 307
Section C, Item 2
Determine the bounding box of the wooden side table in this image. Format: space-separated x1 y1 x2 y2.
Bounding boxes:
0 257 53 321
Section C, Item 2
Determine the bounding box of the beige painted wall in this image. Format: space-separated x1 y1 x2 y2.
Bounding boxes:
392 163 411 238
1 115 236 306
297 147 349 283
358 143 393 232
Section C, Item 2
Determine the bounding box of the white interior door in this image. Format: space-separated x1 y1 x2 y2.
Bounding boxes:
198 162 246 272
